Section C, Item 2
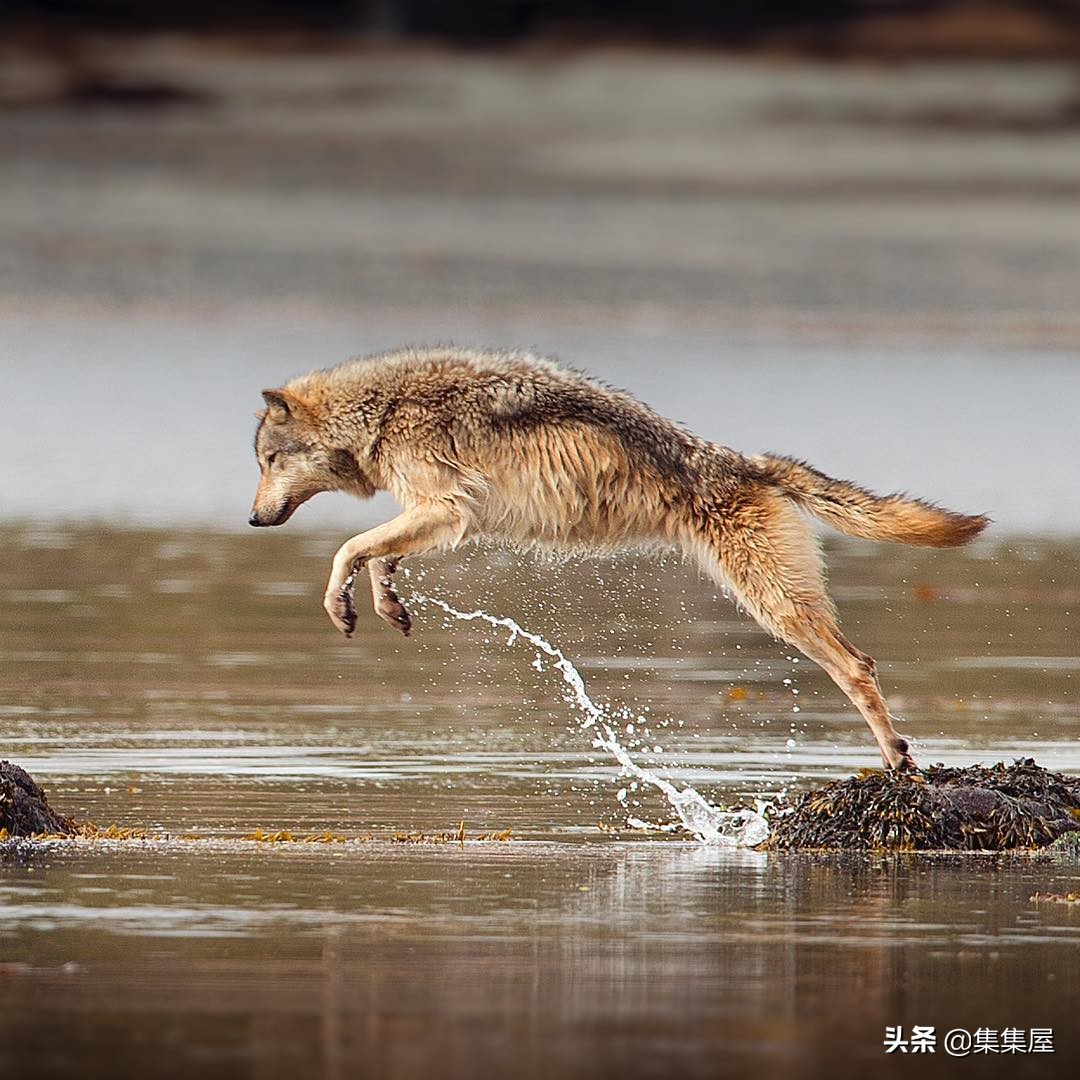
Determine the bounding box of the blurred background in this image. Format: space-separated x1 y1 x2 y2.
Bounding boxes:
4 11 1080 1077
2 0 1079 530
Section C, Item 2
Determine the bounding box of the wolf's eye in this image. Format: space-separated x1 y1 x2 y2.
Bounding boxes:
266 452 279 467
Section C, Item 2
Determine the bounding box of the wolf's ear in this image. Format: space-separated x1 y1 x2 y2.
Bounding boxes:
261 388 311 424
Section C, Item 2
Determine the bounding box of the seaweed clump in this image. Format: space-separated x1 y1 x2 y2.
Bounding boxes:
765 759 1080 851
0 760 76 838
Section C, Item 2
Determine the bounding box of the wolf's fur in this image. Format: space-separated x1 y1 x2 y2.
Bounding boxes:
250 345 988 769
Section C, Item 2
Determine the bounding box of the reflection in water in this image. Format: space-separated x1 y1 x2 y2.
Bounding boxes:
1 526 1078 1076
1 843 1077 1079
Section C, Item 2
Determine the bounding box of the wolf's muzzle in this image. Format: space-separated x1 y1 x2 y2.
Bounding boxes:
249 500 294 527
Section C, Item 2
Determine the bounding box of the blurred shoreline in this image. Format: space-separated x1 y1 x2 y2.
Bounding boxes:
3 43 1080 343
4 30 1077 532
4 0 1080 58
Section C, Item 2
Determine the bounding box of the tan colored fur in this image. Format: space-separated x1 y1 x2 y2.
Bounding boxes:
250 345 989 769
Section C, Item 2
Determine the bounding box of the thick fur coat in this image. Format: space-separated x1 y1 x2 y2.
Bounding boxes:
251 346 988 768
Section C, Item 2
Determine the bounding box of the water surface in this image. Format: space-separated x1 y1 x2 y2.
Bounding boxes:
1 526 1078 1075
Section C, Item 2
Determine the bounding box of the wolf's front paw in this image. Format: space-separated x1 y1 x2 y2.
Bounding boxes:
374 590 412 637
324 587 358 638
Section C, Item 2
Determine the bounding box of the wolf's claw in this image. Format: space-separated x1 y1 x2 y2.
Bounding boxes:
324 587 358 638
375 592 412 637
368 558 411 637
886 756 919 773
882 737 918 772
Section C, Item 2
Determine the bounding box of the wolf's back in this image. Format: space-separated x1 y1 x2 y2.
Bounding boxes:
752 454 988 548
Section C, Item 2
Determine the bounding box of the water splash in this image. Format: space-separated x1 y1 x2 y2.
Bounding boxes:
412 593 770 847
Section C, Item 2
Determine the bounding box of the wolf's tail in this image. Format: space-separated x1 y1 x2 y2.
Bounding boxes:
751 453 989 548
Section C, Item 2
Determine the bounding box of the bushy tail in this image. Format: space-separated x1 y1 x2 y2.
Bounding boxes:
751 454 989 548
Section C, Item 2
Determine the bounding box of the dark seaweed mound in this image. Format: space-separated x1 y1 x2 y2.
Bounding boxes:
765 759 1080 851
0 760 75 837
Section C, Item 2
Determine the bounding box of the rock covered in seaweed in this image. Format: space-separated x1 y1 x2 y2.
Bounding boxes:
764 759 1080 851
0 760 75 837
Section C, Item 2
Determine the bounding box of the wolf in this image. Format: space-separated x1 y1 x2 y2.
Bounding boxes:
250 346 988 770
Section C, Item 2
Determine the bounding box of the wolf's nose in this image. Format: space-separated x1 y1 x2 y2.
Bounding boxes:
248 514 261 527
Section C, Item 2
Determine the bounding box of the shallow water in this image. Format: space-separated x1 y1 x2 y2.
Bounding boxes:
3 841 1078 1079
407 593 770 845
3 525 1077 837
1 525 1078 1075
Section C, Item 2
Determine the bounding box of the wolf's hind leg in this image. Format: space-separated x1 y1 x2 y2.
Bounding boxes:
368 557 411 636
325 504 464 636
768 605 914 771
709 497 915 770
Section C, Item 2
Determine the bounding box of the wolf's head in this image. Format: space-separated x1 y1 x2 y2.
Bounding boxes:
249 387 374 527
